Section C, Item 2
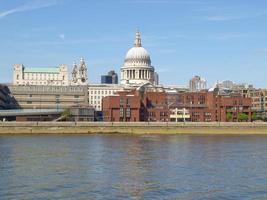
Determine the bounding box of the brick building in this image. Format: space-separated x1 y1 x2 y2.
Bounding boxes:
102 90 169 122
170 90 252 122
103 88 252 122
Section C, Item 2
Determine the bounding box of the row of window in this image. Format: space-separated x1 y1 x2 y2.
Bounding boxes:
16 81 67 85
119 107 131 118
90 101 101 105
89 90 117 95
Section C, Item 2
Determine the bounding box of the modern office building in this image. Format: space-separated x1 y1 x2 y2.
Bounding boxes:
8 85 88 109
13 64 68 86
101 70 118 84
189 75 207 92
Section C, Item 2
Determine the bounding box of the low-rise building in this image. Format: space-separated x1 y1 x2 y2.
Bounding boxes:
68 107 95 122
169 108 190 122
8 85 88 110
88 84 123 111
0 109 64 121
13 64 68 86
172 90 252 122
102 89 169 122
246 88 267 119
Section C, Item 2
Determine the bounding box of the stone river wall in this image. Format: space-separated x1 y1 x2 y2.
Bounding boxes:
1 122 267 134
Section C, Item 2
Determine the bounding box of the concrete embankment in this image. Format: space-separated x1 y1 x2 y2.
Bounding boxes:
1 122 267 135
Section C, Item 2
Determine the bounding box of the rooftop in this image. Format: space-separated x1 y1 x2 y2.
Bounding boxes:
0 109 64 116
24 67 60 73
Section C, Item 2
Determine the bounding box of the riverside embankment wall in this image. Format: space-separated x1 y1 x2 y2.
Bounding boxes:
1 122 267 134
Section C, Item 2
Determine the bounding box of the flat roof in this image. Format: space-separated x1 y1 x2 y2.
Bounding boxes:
0 109 64 116
24 67 60 73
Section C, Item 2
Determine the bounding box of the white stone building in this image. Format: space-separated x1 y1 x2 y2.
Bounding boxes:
88 84 123 111
121 31 158 85
13 64 68 86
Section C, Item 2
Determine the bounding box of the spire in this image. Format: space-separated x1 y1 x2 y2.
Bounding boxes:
134 30 142 47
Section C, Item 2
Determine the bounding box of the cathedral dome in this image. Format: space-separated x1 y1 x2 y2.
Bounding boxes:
124 46 151 65
121 31 156 85
123 31 151 66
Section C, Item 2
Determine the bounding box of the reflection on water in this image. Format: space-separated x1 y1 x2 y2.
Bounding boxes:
1 134 267 199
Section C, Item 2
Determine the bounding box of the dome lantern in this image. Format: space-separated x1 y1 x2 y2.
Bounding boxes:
134 31 142 47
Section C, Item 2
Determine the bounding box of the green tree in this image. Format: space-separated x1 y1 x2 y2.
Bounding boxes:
238 113 248 122
61 108 71 120
252 113 258 121
226 112 233 122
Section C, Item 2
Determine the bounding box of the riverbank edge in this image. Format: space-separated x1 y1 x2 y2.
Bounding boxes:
1 122 267 135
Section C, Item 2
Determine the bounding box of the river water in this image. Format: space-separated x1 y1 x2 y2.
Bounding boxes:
1 134 267 200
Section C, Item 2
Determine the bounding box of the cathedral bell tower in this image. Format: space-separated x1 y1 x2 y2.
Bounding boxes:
71 57 88 85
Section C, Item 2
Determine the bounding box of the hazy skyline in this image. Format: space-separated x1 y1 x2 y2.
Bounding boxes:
1 0 267 87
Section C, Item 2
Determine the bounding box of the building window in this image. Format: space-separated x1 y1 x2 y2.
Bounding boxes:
120 97 124 105
126 108 131 118
27 101 32 104
120 107 124 117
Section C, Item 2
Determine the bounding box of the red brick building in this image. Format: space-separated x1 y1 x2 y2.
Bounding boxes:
102 90 169 122
169 90 252 122
102 88 252 122
102 91 141 122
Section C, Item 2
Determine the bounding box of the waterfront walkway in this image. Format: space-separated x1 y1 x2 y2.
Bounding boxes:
1 122 267 134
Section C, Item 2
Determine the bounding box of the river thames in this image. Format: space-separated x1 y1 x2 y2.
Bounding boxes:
1 134 267 199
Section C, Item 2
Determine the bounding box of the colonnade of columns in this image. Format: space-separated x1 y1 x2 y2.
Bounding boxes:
125 69 151 80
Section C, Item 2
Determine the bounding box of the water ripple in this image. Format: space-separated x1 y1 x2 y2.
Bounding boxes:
1 134 267 199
